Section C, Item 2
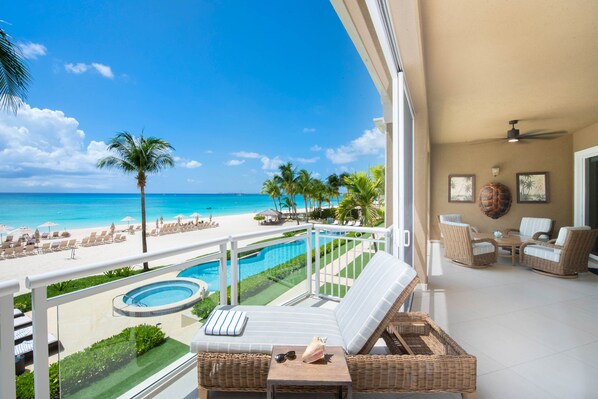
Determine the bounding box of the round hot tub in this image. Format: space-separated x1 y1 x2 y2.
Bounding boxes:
114 278 207 317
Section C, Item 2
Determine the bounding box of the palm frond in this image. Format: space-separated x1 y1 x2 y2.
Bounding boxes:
0 28 31 113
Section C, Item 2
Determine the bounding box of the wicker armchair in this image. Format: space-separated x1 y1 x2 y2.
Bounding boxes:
438 214 479 238
440 221 497 267
506 217 554 241
520 226 598 278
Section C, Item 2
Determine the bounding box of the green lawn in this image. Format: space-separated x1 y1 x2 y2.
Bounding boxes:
337 252 372 279
240 266 307 305
319 283 348 298
65 338 188 399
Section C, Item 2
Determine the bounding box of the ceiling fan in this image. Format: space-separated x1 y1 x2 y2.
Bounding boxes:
470 120 567 144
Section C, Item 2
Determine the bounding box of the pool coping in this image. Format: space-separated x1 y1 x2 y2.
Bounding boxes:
113 277 208 317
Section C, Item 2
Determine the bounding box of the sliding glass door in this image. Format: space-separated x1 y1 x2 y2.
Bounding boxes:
587 156 598 256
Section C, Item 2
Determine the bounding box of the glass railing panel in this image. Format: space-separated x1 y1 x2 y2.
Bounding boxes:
236 233 309 306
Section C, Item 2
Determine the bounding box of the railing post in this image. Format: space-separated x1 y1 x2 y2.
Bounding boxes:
31 286 50 399
306 225 313 295
385 228 393 254
0 280 19 399
230 239 238 305
314 226 320 297
219 242 228 305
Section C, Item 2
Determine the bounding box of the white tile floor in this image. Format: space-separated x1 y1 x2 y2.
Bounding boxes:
155 243 598 399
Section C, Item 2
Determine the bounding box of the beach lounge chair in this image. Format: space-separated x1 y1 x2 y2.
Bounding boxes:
14 325 33 343
40 242 51 253
67 239 77 250
57 241 68 251
61 231 70 238
5 235 13 242
191 251 472 398
80 237 90 247
25 244 36 255
14 246 26 257
52 232 60 239
14 316 33 329
3 247 15 258
1 241 10 249
15 333 59 361
41 232 49 240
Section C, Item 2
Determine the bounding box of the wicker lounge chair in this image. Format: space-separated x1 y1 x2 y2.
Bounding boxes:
506 217 554 241
438 214 479 238
520 226 598 278
15 333 59 361
439 221 497 267
190 252 477 398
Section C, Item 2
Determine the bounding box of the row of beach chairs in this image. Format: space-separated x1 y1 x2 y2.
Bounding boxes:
155 221 219 236
80 233 126 247
0 240 77 259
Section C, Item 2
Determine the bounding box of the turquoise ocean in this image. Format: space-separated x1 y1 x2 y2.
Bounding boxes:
0 193 306 230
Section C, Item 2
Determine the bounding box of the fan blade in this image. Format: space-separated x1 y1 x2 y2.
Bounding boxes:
520 130 567 139
468 137 505 145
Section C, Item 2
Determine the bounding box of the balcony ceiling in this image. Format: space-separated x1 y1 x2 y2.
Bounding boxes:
390 0 598 144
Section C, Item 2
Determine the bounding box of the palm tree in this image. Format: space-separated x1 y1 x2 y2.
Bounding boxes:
97 132 174 271
337 171 382 227
326 173 341 205
0 27 31 113
310 179 327 218
261 178 281 211
274 162 298 222
296 169 312 221
280 196 295 217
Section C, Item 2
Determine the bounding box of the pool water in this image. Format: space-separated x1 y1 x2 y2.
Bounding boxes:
178 232 338 291
124 280 200 307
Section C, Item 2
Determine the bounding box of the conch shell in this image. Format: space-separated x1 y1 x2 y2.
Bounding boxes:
302 336 326 363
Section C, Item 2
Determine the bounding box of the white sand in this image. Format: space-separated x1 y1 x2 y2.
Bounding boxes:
1 212 295 294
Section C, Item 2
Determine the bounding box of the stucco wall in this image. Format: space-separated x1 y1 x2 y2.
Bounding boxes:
573 121 598 152
430 135 573 240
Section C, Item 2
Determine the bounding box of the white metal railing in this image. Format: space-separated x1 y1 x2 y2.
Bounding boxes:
313 224 392 300
16 222 390 399
1 280 19 399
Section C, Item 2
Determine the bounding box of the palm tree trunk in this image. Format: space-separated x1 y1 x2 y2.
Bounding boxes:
272 197 278 212
140 185 149 271
304 195 309 222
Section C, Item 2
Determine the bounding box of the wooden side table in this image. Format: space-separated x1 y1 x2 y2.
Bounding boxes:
267 345 352 399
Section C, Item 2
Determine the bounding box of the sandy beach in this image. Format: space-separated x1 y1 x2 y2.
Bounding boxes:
1 212 294 294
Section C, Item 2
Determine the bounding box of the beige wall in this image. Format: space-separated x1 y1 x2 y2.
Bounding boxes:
573 121 598 152
430 135 573 240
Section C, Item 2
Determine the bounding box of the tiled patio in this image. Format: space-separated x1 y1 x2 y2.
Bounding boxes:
155 243 598 399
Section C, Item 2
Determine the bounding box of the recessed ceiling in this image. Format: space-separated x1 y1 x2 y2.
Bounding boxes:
393 0 598 144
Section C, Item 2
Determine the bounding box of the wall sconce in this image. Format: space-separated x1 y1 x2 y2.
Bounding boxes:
491 167 500 177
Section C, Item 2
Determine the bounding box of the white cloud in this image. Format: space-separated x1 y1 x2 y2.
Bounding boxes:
226 159 245 166
326 128 385 164
0 102 112 189
313 172 321 178
183 160 202 169
204 150 213 154
17 42 47 60
65 62 114 79
260 156 283 170
292 156 319 164
303 127 316 133
232 151 261 159
310 145 322 152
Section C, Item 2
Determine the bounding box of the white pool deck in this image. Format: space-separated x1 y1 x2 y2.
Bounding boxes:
154 242 598 399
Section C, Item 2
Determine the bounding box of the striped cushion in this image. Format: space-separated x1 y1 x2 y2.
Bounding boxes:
519 217 552 240
524 245 561 262
15 334 58 357
555 226 590 246
334 251 417 355
190 305 344 354
473 242 495 255
204 310 248 336
14 326 33 341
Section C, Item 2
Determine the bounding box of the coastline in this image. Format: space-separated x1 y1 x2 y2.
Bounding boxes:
3 211 298 294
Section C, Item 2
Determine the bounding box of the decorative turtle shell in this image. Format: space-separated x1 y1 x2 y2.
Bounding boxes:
478 182 512 219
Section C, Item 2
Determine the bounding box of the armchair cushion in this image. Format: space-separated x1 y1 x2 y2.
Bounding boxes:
555 226 591 246
473 242 495 255
523 245 562 263
439 214 462 224
518 217 553 240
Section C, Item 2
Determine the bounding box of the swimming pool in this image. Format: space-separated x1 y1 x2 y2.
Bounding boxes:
114 278 208 317
177 232 339 291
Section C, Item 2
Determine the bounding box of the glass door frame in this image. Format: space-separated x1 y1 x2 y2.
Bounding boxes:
574 144 598 261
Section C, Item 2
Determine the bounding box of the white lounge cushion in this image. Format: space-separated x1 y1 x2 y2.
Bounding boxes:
190 305 344 354
439 214 462 224
555 226 591 246
14 326 33 341
334 251 417 355
524 245 561 263
14 316 32 329
519 217 553 240
473 242 495 255
15 333 58 357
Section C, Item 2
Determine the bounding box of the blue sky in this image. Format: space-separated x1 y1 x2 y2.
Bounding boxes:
0 1 383 193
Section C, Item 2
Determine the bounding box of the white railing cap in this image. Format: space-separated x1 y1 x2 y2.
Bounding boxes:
26 236 229 289
0 279 19 296
313 223 390 235
231 223 311 241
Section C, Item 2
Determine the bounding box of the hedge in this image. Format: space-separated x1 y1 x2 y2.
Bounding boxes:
16 324 165 399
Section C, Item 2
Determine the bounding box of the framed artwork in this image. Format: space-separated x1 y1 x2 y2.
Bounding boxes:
448 175 475 203
517 172 549 203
